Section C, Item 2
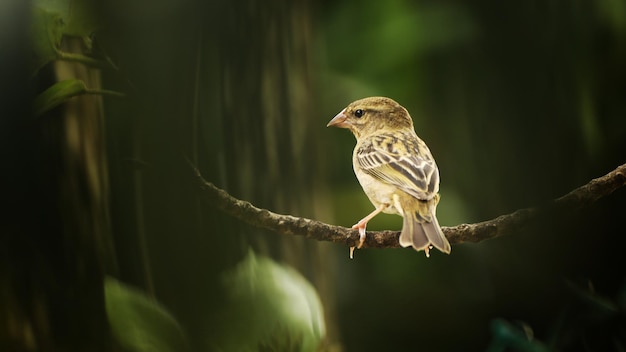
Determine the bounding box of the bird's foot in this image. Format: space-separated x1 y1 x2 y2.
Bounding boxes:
349 221 367 259
352 221 367 249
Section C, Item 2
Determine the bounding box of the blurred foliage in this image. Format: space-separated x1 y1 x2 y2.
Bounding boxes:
208 250 325 351
31 0 101 74
8 0 626 350
31 0 119 116
316 0 626 351
318 0 476 103
487 281 626 351
33 78 124 116
105 277 189 352
33 79 88 115
30 6 64 73
549 280 626 350
486 319 549 352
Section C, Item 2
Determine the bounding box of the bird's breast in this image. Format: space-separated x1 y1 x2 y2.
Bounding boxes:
353 169 401 215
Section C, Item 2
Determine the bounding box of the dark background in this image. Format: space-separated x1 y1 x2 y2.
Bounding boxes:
2 0 625 350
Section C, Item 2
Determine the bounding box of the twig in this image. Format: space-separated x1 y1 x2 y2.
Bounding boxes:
194 163 626 249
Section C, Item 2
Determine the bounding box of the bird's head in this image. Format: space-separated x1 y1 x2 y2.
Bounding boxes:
326 96 414 138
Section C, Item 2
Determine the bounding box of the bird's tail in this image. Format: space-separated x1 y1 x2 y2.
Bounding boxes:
398 199 451 257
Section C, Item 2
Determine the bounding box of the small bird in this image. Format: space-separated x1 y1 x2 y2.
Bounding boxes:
327 96 451 258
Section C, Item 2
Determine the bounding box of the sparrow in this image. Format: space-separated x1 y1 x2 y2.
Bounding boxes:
327 96 451 258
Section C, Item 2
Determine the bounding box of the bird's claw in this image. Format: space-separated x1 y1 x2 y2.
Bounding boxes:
424 245 433 258
349 221 367 259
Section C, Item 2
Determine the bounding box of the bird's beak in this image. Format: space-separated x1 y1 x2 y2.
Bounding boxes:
327 109 349 128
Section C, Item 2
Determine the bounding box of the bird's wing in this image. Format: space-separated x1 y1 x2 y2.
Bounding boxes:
356 132 439 200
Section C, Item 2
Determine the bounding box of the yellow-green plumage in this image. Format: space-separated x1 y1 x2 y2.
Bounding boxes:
328 96 450 257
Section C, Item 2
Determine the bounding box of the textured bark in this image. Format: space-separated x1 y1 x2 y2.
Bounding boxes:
195 163 626 249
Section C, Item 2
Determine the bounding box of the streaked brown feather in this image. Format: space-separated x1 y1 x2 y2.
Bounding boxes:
356 131 439 201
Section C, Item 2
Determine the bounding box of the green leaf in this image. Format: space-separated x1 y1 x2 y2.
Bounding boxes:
33 0 99 39
486 319 550 352
33 79 125 116
209 250 326 352
62 0 100 43
33 79 87 116
105 277 189 352
31 7 65 74
31 0 102 74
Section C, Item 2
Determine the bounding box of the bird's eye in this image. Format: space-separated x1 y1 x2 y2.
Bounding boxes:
354 109 364 118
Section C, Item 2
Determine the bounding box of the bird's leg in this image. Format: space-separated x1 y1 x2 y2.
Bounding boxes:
350 204 387 258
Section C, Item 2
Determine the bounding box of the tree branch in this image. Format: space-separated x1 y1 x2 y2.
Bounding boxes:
195 163 626 249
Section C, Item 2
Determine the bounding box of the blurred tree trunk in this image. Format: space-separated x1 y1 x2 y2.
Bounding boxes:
101 0 340 350
1 33 116 351
211 0 340 346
